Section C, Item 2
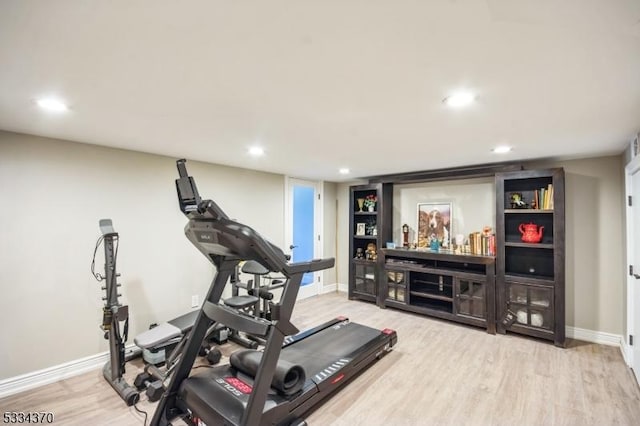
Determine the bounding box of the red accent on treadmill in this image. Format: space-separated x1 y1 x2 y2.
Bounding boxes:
331 373 345 384
225 377 253 394
381 328 395 335
337 316 347 321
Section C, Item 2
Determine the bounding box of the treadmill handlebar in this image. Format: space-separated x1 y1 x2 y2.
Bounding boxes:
285 257 335 275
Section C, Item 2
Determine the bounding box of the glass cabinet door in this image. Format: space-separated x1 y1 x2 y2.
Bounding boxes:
507 282 553 330
354 261 377 296
386 270 406 303
455 277 486 319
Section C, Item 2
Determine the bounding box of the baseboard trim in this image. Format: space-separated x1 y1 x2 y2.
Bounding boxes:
566 326 622 348
0 353 105 399
321 283 337 294
338 283 348 293
0 345 137 399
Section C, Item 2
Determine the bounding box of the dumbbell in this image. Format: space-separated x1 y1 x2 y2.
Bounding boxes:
199 343 222 365
133 371 164 402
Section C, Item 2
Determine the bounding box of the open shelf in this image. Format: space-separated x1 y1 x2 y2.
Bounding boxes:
410 291 453 302
504 245 554 279
504 209 554 214
505 242 554 249
410 298 453 313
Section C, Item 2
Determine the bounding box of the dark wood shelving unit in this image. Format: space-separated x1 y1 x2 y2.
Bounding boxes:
496 168 565 347
347 163 564 345
348 183 392 303
379 248 496 334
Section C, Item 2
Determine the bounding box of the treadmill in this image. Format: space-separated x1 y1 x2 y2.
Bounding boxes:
150 160 397 426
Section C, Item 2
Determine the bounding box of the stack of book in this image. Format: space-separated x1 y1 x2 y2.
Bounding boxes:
534 184 554 210
468 231 496 256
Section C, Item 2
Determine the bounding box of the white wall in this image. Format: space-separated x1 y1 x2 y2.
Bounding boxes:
392 177 495 245
0 131 289 379
336 155 626 335
533 156 625 335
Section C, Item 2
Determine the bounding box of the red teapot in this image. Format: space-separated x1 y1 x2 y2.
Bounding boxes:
519 222 544 243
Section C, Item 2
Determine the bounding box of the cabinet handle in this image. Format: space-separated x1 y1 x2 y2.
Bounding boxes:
634 274 640 280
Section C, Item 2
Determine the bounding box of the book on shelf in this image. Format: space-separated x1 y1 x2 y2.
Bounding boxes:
534 184 554 210
468 232 496 256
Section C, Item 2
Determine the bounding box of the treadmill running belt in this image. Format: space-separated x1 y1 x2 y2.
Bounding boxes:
176 320 389 425
279 321 382 377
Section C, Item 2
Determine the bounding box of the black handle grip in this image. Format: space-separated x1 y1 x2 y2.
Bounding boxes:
285 257 335 275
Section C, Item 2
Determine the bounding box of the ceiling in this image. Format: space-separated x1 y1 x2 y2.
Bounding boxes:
1 1 640 182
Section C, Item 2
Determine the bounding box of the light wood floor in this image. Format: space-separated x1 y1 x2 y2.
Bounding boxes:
1 292 639 425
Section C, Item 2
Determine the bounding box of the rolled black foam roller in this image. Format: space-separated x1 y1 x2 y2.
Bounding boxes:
229 350 306 395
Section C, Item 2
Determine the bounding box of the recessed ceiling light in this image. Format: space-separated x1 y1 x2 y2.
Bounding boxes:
339 168 350 175
443 91 475 108
492 146 512 154
36 98 69 112
248 146 264 156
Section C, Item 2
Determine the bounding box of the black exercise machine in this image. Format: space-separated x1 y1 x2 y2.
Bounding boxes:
92 219 140 406
92 221 223 405
133 311 222 402
150 159 397 426
224 260 284 348
223 263 261 349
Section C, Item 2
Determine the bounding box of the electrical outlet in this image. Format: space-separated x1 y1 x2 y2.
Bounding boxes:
191 295 199 308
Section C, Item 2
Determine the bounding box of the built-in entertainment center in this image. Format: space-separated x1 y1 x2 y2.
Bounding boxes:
348 164 565 347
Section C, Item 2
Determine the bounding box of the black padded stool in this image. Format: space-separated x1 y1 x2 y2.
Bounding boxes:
240 260 270 316
224 295 259 310
223 268 260 349
223 284 260 349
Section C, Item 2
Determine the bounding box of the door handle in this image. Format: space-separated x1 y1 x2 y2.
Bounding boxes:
634 274 640 280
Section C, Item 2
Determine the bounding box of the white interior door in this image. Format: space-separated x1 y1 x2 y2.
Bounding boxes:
626 154 640 385
285 178 321 300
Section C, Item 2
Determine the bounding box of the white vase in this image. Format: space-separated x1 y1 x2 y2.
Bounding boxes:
368 205 374 212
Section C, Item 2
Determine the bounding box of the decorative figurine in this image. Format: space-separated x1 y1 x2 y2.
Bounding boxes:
402 224 409 248
510 192 528 209
366 242 377 261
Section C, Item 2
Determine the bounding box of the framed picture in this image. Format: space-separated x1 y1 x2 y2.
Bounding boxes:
356 223 366 236
417 202 452 248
